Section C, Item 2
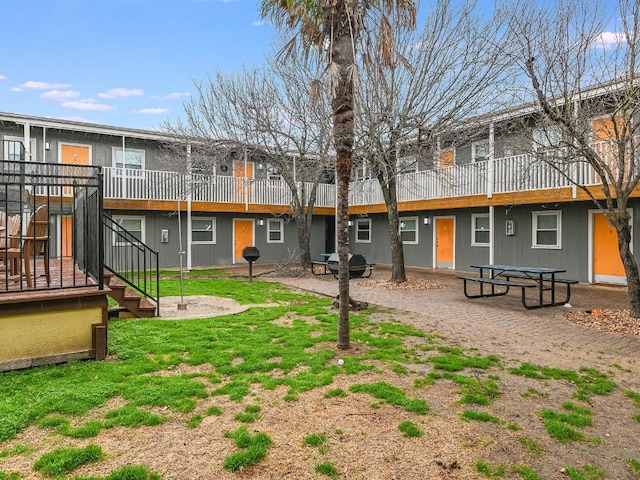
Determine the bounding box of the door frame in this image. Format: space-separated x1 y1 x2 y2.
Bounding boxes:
432 215 456 270
588 208 631 284
232 218 255 264
58 142 93 165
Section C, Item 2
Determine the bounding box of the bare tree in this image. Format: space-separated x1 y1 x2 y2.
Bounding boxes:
163 51 333 268
356 0 511 282
506 0 640 316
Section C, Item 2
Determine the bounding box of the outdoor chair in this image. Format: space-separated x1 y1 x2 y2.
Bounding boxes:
0 213 22 277
0 206 50 288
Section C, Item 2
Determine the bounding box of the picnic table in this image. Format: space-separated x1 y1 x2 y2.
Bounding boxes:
311 254 331 275
458 264 578 309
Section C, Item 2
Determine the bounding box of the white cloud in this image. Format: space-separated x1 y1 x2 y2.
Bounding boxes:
41 90 81 101
11 80 72 92
98 88 144 99
251 20 265 26
62 100 115 111
595 31 626 48
151 92 191 100
0 75 6 80
135 108 169 114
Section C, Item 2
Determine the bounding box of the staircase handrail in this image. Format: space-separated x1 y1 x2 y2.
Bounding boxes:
102 213 160 315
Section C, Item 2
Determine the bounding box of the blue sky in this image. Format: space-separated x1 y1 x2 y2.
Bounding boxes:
0 0 275 130
0 1 622 132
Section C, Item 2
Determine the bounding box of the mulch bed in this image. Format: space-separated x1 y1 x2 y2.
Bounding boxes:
565 308 640 335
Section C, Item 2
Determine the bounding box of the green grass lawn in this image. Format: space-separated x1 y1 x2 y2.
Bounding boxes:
0 274 637 480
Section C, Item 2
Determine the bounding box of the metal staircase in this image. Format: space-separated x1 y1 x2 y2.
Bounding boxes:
103 214 159 318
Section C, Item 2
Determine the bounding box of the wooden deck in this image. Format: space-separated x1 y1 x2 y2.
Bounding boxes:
0 257 100 298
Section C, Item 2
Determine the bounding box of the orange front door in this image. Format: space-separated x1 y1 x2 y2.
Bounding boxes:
439 149 454 168
60 145 90 255
593 213 626 283
61 144 90 165
234 219 254 262
61 216 73 257
435 217 454 268
233 161 254 203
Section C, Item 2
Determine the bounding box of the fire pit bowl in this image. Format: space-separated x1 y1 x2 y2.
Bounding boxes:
327 253 368 279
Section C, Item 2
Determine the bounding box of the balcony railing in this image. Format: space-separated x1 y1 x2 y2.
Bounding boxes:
102 167 337 208
96 141 621 208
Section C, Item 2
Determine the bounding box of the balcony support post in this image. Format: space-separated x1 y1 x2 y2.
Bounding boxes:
488 122 495 199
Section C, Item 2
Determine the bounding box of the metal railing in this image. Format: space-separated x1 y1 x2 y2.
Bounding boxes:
103 213 159 313
0 160 103 293
94 140 627 207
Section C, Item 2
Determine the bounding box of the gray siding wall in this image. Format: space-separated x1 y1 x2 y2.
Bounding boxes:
107 210 328 268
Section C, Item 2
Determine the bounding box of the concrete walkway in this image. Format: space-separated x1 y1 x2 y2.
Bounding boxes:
268 265 640 374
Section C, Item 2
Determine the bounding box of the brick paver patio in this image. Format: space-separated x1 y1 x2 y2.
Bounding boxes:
268 265 640 372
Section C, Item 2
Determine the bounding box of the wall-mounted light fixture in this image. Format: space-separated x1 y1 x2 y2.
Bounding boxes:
258 163 264 170
423 217 431 225
45 142 50 150
258 219 264 226
348 220 353 227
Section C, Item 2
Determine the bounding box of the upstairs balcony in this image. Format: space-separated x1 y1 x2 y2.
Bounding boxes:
25 140 622 211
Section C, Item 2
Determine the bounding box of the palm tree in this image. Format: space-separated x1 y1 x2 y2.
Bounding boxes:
261 0 417 349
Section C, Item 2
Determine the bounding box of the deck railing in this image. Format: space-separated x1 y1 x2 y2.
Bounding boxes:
97 141 619 207
0 160 103 293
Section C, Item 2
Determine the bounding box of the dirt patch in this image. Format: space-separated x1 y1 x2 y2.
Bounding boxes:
158 295 249 320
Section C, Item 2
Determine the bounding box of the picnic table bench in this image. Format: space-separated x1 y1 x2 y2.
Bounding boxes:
459 264 578 309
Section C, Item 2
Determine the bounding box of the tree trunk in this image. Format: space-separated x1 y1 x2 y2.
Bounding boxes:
385 175 406 282
616 216 640 317
330 1 356 350
374 150 407 283
293 208 312 268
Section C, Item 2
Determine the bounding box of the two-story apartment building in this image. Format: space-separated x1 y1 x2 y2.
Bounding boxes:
1 87 636 288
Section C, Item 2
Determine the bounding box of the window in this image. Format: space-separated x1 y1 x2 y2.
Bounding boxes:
471 214 490 246
3 137 36 161
472 141 490 162
532 127 562 151
354 161 368 181
532 211 561 249
267 219 284 243
355 218 371 243
400 217 418 244
192 218 216 244
267 166 282 181
113 216 145 245
113 147 145 174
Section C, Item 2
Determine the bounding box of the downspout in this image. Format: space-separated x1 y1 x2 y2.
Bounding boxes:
186 143 193 270
489 122 495 265
489 206 495 265
42 127 47 162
